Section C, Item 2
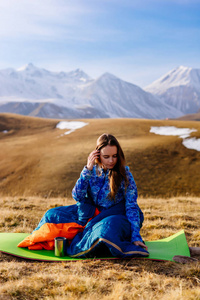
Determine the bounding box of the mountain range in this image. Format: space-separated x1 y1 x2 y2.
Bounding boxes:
0 63 199 119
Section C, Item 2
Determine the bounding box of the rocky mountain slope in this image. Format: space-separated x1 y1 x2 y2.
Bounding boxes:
145 66 200 115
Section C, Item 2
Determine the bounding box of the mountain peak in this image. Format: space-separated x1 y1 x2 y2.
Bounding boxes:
17 63 37 72
100 72 118 79
176 65 190 71
170 65 193 77
145 66 200 114
66 68 92 82
95 72 120 84
145 66 200 91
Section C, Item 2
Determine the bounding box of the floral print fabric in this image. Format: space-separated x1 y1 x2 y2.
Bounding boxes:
72 165 143 242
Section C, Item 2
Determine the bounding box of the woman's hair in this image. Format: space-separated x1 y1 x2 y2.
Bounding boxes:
96 133 129 200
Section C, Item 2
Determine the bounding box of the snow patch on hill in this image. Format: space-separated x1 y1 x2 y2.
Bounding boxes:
150 126 199 151
150 126 197 139
56 121 88 135
182 138 200 151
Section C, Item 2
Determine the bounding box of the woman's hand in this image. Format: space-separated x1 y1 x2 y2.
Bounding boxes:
87 150 100 171
133 241 148 251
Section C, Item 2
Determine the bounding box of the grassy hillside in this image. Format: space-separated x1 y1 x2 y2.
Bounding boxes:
178 112 200 121
0 113 200 197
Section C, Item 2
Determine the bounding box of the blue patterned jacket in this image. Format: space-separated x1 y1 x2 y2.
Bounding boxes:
72 165 143 242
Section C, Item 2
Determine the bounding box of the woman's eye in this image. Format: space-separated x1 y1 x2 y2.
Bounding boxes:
102 155 117 159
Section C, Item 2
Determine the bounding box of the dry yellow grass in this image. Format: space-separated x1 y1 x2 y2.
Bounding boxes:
0 196 200 300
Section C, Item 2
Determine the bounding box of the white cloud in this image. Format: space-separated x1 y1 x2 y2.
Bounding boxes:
0 0 98 40
0 0 124 44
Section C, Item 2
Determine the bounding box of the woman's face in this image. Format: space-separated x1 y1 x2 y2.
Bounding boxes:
100 145 118 170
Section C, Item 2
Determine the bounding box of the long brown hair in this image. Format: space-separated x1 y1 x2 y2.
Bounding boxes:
96 133 129 200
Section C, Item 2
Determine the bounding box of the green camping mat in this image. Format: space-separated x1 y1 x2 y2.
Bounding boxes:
0 230 190 262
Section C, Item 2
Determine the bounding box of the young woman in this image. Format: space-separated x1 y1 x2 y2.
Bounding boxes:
18 133 148 258
72 133 148 251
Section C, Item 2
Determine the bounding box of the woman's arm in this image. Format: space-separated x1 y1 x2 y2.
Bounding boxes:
72 150 100 202
72 166 92 202
125 168 145 245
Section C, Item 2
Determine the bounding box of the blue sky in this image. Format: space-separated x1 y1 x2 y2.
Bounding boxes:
0 0 199 87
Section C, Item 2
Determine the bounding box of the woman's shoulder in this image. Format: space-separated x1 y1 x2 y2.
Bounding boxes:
125 166 134 179
125 166 131 174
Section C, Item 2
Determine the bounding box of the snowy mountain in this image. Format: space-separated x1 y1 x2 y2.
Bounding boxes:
145 66 200 114
72 73 182 119
0 63 92 102
0 63 183 119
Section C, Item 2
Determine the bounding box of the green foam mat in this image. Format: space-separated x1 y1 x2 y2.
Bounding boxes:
0 230 190 262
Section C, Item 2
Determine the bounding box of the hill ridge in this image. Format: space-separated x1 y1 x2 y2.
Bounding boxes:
0 113 200 197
